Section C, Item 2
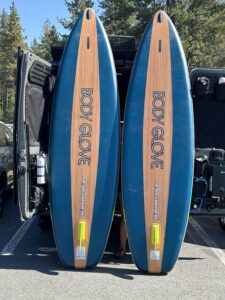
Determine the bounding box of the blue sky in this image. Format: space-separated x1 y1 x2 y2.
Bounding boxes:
0 0 100 45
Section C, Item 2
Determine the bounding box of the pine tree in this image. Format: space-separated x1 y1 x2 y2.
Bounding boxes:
133 0 166 40
29 38 43 58
99 0 225 67
169 0 225 67
0 9 9 119
30 20 60 60
59 0 94 30
0 2 26 121
41 21 60 60
99 0 138 36
99 0 166 38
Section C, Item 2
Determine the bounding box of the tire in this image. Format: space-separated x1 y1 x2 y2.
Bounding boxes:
0 175 6 217
218 217 225 231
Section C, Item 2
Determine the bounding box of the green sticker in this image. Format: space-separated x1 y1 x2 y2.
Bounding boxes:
78 221 86 241
151 224 160 246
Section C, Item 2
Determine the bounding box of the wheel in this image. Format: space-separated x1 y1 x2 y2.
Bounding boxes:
218 217 225 231
0 175 7 217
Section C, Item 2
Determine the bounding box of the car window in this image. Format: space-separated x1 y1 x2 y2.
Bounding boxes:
3 124 13 144
0 126 7 147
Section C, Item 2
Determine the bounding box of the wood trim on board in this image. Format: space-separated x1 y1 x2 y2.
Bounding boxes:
143 11 172 273
70 8 100 269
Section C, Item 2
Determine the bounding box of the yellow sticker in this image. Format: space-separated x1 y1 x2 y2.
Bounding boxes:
151 223 160 246
78 221 86 241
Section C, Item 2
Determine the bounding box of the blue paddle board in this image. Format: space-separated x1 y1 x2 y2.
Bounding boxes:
49 8 120 269
122 11 194 273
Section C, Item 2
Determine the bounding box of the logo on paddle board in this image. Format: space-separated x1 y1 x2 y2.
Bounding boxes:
151 91 165 169
80 176 86 216
78 88 93 166
153 178 159 220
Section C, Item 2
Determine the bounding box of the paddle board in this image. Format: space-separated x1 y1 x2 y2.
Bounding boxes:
122 11 194 274
49 8 120 269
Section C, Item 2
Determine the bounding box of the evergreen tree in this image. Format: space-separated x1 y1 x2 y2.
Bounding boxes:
99 0 166 38
99 0 225 67
0 9 9 119
40 21 60 60
133 0 166 40
59 0 94 30
99 0 138 36
169 0 225 67
30 20 60 60
0 2 26 121
29 38 42 58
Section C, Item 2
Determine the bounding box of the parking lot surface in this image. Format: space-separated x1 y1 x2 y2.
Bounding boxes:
0 193 225 300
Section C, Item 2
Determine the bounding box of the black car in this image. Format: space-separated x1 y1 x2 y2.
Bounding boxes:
0 121 13 216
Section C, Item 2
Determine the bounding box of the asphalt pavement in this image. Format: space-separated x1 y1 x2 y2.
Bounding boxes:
0 193 225 300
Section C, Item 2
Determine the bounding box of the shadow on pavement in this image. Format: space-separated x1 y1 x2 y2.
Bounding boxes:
0 214 204 279
0 214 138 278
178 257 204 261
0 195 207 278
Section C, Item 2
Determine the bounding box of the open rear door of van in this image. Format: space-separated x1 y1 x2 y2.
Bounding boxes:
14 49 54 220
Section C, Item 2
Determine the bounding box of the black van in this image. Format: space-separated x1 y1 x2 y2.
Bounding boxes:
0 121 13 216
190 68 225 222
14 36 225 226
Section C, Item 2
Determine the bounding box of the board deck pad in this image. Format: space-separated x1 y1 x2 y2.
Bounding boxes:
122 11 194 274
49 8 119 269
